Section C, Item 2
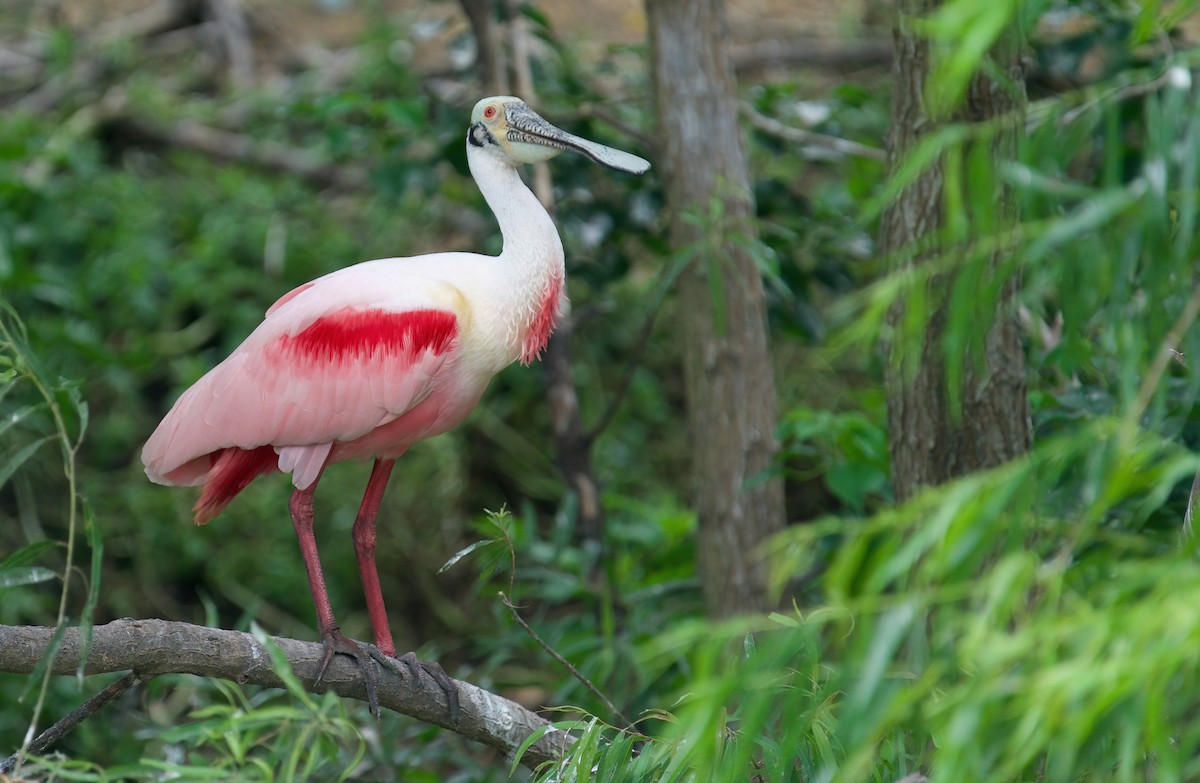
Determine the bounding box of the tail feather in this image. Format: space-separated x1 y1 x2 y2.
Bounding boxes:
194 446 280 524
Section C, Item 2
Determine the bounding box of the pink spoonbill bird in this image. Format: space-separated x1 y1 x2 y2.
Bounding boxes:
142 96 650 718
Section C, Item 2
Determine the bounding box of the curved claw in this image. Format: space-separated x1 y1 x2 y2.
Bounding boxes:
314 628 383 719
376 651 461 725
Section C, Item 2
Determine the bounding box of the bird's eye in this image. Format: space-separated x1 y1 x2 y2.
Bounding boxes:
483 105 498 120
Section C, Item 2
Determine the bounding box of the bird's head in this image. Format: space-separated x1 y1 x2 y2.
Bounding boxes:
468 96 650 175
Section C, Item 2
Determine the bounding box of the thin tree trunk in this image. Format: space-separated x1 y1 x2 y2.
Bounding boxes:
647 0 785 617
501 0 606 544
459 0 506 95
881 0 1031 501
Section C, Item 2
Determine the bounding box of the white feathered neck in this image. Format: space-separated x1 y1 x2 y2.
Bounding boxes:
466 140 565 365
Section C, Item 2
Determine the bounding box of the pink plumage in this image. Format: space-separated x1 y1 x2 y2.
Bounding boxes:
143 274 469 506
140 95 648 719
145 302 462 523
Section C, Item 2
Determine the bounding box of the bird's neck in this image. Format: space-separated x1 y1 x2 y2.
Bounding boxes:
470 148 563 264
468 147 565 364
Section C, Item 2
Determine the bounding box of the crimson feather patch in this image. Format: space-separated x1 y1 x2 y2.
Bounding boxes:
277 308 458 363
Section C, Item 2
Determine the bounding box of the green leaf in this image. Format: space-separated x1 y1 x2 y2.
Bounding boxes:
0 403 45 440
825 461 888 510
923 0 1019 115
861 124 971 224
845 601 917 719
0 539 60 571
138 760 235 780
0 435 53 493
438 538 495 574
1024 184 1139 264
252 624 319 712
0 565 57 588
511 721 572 776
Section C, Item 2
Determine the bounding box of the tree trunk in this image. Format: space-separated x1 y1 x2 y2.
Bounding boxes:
881 0 1031 502
459 0 506 95
647 0 785 617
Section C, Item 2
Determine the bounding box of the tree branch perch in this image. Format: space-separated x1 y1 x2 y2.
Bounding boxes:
0 619 571 770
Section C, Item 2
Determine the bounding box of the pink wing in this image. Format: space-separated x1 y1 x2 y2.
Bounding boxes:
142 268 464 520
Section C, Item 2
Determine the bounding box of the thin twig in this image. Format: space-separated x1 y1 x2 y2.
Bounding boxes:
2 0 195 105
1 672 148 775
499 592 634 730
124 116 368 191
12 55 107 114
741 103 886 161
730 36 892 75
0 308 88 765
91 0 196 48
1057 69 1174 128
1126 283 1200 536
6 0 191 65
577 104 655 150
1125 284 1200 446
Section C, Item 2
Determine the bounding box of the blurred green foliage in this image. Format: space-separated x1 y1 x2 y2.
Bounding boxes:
2 0 1200 780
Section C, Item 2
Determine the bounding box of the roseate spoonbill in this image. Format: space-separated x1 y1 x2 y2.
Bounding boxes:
142 96 650 718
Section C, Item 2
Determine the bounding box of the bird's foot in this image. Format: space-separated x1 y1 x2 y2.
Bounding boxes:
377 651 461 725
314 627 384 719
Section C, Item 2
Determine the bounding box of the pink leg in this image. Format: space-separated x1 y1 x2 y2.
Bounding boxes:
290 468 460 723
289 483 383 716
353 459 397 657
289 486 339 637
351 459 461 723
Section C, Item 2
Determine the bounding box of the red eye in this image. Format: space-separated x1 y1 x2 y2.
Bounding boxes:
483 105 497 119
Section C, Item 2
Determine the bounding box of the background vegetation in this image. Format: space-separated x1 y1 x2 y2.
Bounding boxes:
2 0 1200 780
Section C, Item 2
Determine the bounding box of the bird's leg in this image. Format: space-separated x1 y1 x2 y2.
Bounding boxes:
352 459 398 656
289 486 382 717
351 459 461 724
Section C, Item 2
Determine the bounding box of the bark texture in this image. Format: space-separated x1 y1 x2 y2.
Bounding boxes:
647 0 785 617
881 0 1032 501
0 619 571 769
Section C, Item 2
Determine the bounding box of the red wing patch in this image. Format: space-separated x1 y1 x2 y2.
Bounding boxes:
278 309 458 364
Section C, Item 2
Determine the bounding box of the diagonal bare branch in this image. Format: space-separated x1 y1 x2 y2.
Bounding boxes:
741 103 886 161
1 671 149 775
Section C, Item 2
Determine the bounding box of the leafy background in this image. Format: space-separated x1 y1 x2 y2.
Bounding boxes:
3 0 1200 780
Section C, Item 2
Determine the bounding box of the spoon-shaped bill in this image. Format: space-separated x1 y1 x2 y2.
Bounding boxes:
553 131 651 175
505 102 651 175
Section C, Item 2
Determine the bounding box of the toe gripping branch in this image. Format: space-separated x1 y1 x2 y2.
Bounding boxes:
313 630 461 723
379 651 462 725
